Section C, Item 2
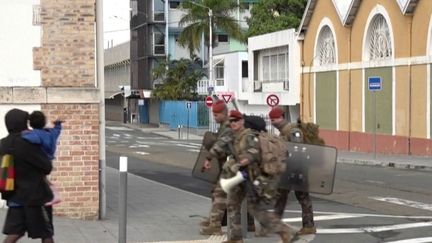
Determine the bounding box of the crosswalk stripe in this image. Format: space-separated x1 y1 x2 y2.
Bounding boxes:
384 237 432 243
370 197 432 211
283 214 363 223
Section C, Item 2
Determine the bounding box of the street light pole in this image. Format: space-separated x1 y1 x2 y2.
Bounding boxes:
208 9 213 94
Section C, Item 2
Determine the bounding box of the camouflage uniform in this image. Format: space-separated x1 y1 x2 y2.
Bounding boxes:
202 121 233 232
226 128 293 242
274 120 315 228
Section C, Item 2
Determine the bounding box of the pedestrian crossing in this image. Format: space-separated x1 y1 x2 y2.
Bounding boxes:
106 130 202 155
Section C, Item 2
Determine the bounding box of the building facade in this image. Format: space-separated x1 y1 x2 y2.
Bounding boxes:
0 0 100 219
299 0 432 155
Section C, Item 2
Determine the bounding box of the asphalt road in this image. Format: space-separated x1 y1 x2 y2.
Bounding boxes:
105 124 432 243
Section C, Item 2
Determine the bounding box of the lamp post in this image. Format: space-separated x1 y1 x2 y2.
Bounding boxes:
189 1 213 94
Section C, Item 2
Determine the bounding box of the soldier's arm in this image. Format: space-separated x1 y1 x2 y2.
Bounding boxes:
207 128 233 159
238 134 260 165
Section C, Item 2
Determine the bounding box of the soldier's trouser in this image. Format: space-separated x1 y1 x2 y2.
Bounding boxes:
274 188 315 227
207 180 227 226
227 184 287 240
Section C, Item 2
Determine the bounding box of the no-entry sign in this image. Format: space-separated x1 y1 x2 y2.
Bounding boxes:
205 96 213 108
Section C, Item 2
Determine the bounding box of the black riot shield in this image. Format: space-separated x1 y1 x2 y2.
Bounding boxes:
192 146 221 184
279 142 337 194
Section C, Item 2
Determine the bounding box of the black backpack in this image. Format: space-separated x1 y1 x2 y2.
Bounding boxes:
243 115 267 132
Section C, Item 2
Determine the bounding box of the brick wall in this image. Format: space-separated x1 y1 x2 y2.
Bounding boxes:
43 104 99 219
34 0 95 87
33 0 100 219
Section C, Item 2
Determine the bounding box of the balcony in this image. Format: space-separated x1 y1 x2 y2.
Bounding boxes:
253 80 289 92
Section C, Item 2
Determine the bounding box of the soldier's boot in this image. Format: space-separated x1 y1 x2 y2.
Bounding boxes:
278 225 294 243
199 217 209 227
296 226 316 235
221 240 244 243
199 225 223 235
254 227 269 237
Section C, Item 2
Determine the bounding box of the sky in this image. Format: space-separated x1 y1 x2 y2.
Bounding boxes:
103 0 130 49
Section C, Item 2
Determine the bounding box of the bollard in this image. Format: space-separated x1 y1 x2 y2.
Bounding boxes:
177 125 181 139
119 156 128 243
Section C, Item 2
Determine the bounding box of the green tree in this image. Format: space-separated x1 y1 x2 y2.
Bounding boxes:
151 58 205 100
246 0 307 38
178 0 245 56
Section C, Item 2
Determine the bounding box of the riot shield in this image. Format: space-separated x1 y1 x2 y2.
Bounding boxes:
192 146 221 184
279 142 337 194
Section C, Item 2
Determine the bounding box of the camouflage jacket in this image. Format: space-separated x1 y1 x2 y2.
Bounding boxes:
274 120 295 141
233 128 260 165
208 120 233 162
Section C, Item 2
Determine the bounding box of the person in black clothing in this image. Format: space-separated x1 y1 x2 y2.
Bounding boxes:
0 109 54 243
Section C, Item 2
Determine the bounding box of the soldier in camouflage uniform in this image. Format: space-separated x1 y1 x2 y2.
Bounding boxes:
199 100 232 235
222 110 294 243
268 106 316 236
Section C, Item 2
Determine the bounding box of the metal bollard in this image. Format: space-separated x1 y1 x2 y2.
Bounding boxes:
119 156 128 243
177 125 181 139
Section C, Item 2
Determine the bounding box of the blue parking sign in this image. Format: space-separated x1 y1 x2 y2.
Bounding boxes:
368 76 382 91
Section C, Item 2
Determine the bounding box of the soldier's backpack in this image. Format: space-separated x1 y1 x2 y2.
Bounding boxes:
244 115 267 132
296 119 325 145
255 131 287 176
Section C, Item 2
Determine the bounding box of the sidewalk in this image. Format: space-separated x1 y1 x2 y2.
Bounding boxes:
0 167 228 243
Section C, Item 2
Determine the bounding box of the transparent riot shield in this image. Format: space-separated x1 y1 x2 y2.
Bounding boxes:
191 146 221 184
279 142 337 194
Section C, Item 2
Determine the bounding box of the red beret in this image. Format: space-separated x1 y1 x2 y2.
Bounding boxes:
269 106 284 119
229 110 243 120
212 100 227 113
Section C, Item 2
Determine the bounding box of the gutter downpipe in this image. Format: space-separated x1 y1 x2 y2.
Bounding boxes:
96 0 106 219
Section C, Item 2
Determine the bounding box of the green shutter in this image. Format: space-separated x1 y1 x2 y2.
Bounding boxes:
316 71 337 130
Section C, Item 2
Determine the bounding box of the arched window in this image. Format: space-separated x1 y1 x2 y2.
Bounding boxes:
317 26 336 66
367 14 392 60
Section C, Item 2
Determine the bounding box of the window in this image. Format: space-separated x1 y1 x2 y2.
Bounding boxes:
153 32 165 55
317 26 336 65
260 46 288 82
169 1 180 9
218 35 228 42
215 62 224 86
153 0 165 21
367 14 392 60
242 61 248 78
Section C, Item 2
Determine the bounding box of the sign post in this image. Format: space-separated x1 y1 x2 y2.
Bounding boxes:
186 102 192 140
368 76 382 159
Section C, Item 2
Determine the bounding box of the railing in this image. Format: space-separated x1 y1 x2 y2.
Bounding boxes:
253 80 289 92
196 79 209 95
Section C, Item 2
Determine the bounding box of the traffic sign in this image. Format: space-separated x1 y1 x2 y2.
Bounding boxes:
205 96 213 108
266 94 280 107
217 92 234 103
186 102 192 109
368 76 382 91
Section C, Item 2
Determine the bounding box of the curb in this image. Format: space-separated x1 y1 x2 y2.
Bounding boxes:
337 158 432 171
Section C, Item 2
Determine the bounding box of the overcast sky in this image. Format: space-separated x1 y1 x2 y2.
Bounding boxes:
103 0 130 48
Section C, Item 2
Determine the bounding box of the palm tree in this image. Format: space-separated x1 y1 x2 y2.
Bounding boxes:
178 0 245 56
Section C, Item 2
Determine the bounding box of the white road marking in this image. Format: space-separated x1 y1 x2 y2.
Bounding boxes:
137 137 164 140
112 134 121 137
283 214 363 223
135 151 149 155
129 145 150 148
106 126 133 131
317 222 432 234
370 197 432 211
176 144 201 149
167 141 201 147
385 237 432 243
187 149 200 153
284 210 432 219
365 180 385 184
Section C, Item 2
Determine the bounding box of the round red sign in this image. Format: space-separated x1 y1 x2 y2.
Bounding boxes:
266 94 280 107
205 96 213 108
